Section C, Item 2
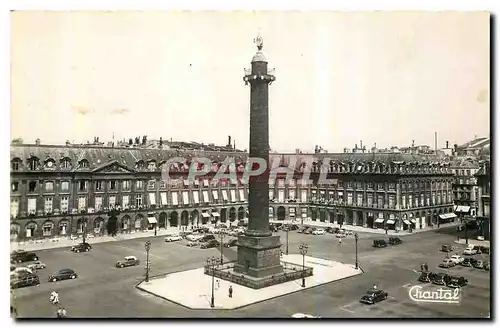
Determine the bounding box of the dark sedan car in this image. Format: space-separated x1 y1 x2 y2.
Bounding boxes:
389 237 402 245
373 240 387 248
418 271 437 283
446 275 468 288
11 251 39 263
461 258 476 267
224 239 238 248
11 273 40 289
441 244 454 252
432 273 449 286
472 259 485 269
201 240 220 249
199 235 215 243
48 269 78 282
360 289 388 304
71 243 91 253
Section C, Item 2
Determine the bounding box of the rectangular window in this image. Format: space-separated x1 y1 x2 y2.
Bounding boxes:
239 189 245 202
136 180 143 190
60 196 69 212
149 193 156 205
230 189 236 202
45 181 54 192
347 192 353 205
212 190 219 201
289 189 296 200
278 190 285 202
377 194 384 207
357 193 363 206
269 189 275 200
347 181 353 189
28 181 37 192
160 192 167 205
193 191 199 204
147 180 155 190
109 180 117 190
135 195 143 207
402 195 406 208
28 198 37 214
222 190 228 201
203 179 209 187
301 190 307 202
420 194 424 207
432 192 436 205
409 195 413 208
109 195 116 207
289 179 296 187
182 191 189 205
122 195 130 207
78 196 86 211
202 190 209 203
61 181 70 191
79 180 86 191
43 224 52 237
11 182 19 192
278 179 285 187
388 194 395 208
95 196 103 211
95 181 103 191
389 183 395 190
123 180 131 190
367 193 373 206
367 182 374 189
338 191 344 202
172 192 179 205
11 198 19 217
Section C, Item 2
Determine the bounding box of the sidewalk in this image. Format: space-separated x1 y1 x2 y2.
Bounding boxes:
454 238 490 248
270 219 461 236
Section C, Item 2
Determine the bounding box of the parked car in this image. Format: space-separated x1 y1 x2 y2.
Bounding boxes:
477 246 490 254
185 234 204 242
215 223 228 229
312 229 326 235
463 246 480 255
11 273 40 289
325 227 335 234
460 258 475 267
186 241 200 247
446 275 468 288
418 271 437 283
27 261 46 270
297 227 308 234
201 240 220 249
484 262 490 271
450 255 465 264
439 259 456 268
165 234 183 242
473 259 485 269
289 225 300 231
48 269 78 282
336 232 348 239
71 242 91 253
224 239 238 248
441 244 454 252
199 234 216 243
389 237 402 245
359 289 388 304
373 240 387 248
344 230 354 236
11 267 33 275
432 273 449 285
193 227 210 234
11 251 39 263
116 256 140 268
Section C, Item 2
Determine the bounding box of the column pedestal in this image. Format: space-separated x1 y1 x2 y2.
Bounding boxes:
234 235 283 278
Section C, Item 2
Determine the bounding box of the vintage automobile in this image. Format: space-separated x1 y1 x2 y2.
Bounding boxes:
71 242 92 253
199 234 216 243
484 262 490 271
11 273 40 289
27 261 47 270
450 254 465 264
165 234 183 242
116 256 140 268
224 239 238 248
441 244 454 252
418 271 438 283
201 240 220 249
291 313 321 318
336 232 348 239
446 275 468 288
359 289 388 304
432 273 449 285
463 246 480 255
48 268 78 282
389 237 403 245
185 234 204 242
11 251 39 263
186 241 200 247
439 259 456 268
473 259 485 269
373 240 388 248
312 229 326 235
461 257 476 267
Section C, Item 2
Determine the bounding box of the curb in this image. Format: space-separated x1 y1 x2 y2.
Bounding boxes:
135 265 365 311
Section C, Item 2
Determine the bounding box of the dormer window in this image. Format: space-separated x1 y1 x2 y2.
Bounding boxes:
28 157 40 171
79 159 89 169
11 158 21 171
61 158 72 169
45 158 56 169
147 161 156 170
136 160 146 170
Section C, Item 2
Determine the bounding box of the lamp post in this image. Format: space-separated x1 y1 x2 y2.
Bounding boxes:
354 232 359 269
144 240 151 282
285 224 289 255
206 257 220 308
298 243 308 288
82 217 88 244
219 231 226 265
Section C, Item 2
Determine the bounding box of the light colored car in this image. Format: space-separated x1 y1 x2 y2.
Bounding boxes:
165 235 183 242
312 229 326 235
439 259 455 268
344 230 354 235
186 241 200 247
477 236 485 241
185 234 204 242
27 261 46 270
11 267 33 275
450 254 464 264
116 256 140 268
87 234 94 239
463 246 479 255
50 237 61 243
336 233 347 238
291 313 320 318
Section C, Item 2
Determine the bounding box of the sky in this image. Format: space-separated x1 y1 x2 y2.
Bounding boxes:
10 11 490 152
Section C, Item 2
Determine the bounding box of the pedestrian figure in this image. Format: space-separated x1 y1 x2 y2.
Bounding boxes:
373 284 378 290
56 307 67 318
49 291 59 305
424 263 429 272
228 285 233 298
280 250 283 257
216 279 220 290
338 238 342 246
420 264 425 272
385 228 388 235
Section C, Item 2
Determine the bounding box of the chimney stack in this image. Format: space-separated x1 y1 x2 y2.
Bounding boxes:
412 140 415 147
360 140 363 150
35 138 41 145
228 135 232 147
233 139 236 150
446 141 449 149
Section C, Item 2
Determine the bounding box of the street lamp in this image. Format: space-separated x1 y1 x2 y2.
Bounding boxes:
298 243 308 288
145 240 152 282
219 231 226 265
206 257 221 308
285 224 289 255
82 217 88 244
354 232 359 269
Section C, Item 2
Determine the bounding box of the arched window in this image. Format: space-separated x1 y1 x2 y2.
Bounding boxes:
28 156 40 171
11 158 21 171
61 157 72 169
79 159 89 168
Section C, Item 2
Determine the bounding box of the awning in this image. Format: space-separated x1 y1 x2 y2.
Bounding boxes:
455 205 471 213
211 212 220 217
440 213 458 220
386 219 395 225
403 220 411 225
147 217 157 224
202 212 211 218
375 218 384 223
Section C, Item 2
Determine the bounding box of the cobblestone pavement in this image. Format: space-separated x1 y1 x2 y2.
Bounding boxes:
13 226 490 318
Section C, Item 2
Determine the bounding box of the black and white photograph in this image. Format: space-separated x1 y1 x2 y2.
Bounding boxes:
8 8 491 319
